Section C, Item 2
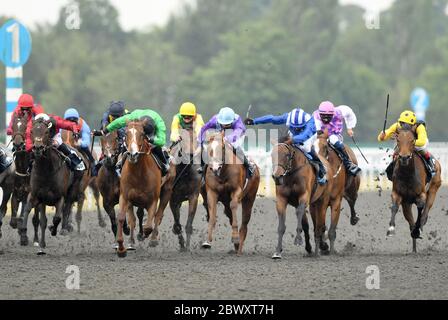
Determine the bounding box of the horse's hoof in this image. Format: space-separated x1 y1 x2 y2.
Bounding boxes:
0 231 2 239
386 227 396 237
272 253 282 260
231 237 240 245
305 245 312 254
294 235 303 246
49 225 57 237
137 233 144 242
127 244 136 251
320 249 330 256
350 216 360 226
37 249 46 256
201 241 212 249
9 219 18 229
33 242 39 247
113 243 119 250
149 240 159 248
411 228 422 239
117 249 127 258
59 229 69 236
66 224 74 233
179 246 188 252
20 236 29 246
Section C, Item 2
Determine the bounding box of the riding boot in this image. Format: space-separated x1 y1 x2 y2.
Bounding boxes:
333 142 361 176
233 146 255 177
419 150 436 177
308 148 327 185
58 143 83 171
152 146 169 176
115 155 124 177
81 146 98 176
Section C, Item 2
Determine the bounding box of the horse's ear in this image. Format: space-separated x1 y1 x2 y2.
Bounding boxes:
324 127 329 137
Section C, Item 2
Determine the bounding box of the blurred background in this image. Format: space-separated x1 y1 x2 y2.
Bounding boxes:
0 0 447 144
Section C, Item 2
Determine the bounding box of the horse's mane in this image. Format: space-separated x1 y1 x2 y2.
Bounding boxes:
400 123 413 132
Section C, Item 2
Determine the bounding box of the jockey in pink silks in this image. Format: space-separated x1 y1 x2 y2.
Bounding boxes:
313 101 361 176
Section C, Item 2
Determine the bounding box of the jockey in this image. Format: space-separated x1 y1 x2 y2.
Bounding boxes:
170 102 204 143
63 108 97 176
100 109 170 176
198 107 255 177
34 113 85 171
313 101 361 176
378 110 436 178
245 107 327 185
6 93 45 152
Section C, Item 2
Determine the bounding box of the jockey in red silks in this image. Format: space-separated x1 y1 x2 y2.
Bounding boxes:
6 93 45 152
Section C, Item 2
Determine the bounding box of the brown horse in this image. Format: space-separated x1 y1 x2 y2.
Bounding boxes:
97 131 144 249
386 124 442 252
201 131 260 255
61 129 105 232
271 136 334 259
19 118 84 254
168 128 202 251
116 120 162 257
315 130 360 253
9 114 41 245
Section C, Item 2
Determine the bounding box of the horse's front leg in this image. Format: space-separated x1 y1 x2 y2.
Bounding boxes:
116 194 128 257
49 197 65 237
185 194 199 250
10 194 20 229
230 189 242 247
272 197 287 259
294 196 308 247
412 193 427 240
32 206 40 246
19 194 37 245
387 191 402 237
202 190 218 249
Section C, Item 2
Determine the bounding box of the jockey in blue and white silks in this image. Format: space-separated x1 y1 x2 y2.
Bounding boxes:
245 107 327 185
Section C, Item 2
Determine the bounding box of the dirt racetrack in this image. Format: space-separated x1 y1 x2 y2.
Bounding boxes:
1 188 448 300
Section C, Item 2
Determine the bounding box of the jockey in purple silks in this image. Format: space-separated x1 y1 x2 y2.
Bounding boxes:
313 101 361 176
198 107 255 176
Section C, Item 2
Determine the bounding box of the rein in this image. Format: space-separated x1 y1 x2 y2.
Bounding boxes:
274 143 306 178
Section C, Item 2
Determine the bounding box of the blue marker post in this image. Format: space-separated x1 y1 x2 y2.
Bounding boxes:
0 19 32 142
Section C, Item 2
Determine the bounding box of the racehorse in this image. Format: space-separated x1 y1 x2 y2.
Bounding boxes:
9 114 41 245
18 118 84 254
97 131 144 248
116 120 162 257
61 129 106 232
201 131 260 255
168 128 202 251
386 124 442 252
270 136 334 259
315 129 360 253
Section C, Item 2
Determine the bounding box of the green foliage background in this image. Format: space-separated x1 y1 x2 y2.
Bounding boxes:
1 0 447 142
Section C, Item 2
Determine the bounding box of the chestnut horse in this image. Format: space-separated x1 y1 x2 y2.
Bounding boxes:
116 120 162 257
97 131 144 249
386 124 442 252
9 114 41 245
61 129 105 232
271 136 334 259
19 118 84 254
315 130 360 253
201 131 260 255
168 128 202 251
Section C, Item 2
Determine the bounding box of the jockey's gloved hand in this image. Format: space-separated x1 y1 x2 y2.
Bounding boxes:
148 137 155 144
244 118 254 126
92 129 102 137
101 128 109 136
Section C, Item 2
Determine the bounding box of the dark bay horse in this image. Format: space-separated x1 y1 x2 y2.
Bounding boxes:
271 136 334 259
202 131 260 255
9 114 41 245
116 120 162 257
18 118 84 254
97 131 143 249
315 130 360 253
386 124 442 252
61 129 105 232
168 128 202 251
